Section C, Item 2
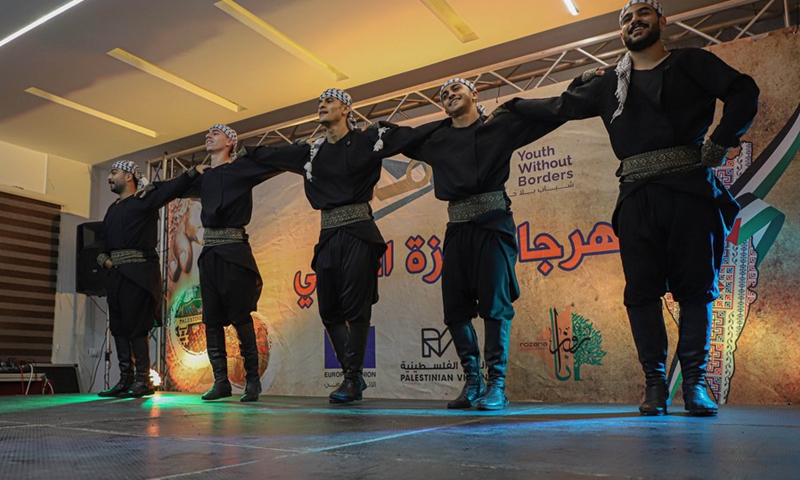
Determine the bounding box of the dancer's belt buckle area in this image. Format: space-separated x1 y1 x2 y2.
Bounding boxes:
110 249 148 265
321 203 372 229
204 227 246 247
447 191 506 223
619 145 702 183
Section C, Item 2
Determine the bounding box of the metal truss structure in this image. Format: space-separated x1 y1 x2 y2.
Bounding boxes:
145 0 797 381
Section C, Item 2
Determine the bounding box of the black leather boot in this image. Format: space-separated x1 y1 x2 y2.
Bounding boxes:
446 321 485 409
678 301 718 416
627 302 669 415
98 336 134 397
120 336 155 398
325 323 349 370
326 323 367 402
329 322 369 404
476 319 511 411
235 322 262 402
201 325 232 401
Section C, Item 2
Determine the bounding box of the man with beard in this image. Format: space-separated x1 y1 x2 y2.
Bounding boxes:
400 78 562 410
244 88 428 404
494 0 759 416
97 160 203 398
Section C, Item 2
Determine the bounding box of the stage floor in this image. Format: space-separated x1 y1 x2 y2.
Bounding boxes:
0 393 797 479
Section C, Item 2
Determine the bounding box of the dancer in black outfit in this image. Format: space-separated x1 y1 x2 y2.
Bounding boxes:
97 160 201 398
495 0 758 416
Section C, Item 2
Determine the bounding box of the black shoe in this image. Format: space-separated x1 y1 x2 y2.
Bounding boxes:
203 325 231 401
476 319 510 411
447 321 484 409
99 337 134 397
98 378 134 398
201 381 233 401
676 302 717 416
475 384 509 411
125 336 154 399
683 383 718 416
119 380 155 398
626 303 671 416
447 376 486 409
234 321 262 401
240 380 262 403
329 377 363 404
329 323 370 404
639 384 669 416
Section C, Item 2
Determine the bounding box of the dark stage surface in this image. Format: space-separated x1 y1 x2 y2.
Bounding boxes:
1 394 798 479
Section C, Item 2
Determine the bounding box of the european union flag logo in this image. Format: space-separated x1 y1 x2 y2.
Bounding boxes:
324 326 376 369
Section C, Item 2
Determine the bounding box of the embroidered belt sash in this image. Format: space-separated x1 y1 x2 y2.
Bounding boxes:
110 249 150 265
204 227 246 246
320 203 372 230
618 145 702 183
447 191 507 223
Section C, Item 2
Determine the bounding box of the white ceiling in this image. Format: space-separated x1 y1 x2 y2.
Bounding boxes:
0 0 718 165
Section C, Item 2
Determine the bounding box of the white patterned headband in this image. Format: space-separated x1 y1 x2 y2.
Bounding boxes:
319 88 352 106
619 0 663 25
319 88 357 129
209 124 238 157
439 77 486 116
439 77 477 100
111 160 149 190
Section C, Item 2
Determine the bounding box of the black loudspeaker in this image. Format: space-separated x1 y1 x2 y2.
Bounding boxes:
33 364 81 393
76 222 108 296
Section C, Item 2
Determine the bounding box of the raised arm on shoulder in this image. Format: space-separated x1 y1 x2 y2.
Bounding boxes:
497 70 604 123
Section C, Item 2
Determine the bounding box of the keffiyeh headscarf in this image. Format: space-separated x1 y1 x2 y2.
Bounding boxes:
111 160 149 190
306 89 358 182
619 0 663 25
319 88 358 130
612 0 665 123
209 124 238 158
439 77 486 117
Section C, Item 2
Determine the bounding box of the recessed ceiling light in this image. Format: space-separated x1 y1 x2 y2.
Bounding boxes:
215 0 348 81
0 0 86 49
107 48 246 113
563 0 580 16
419 0 478 43
25 87 158 138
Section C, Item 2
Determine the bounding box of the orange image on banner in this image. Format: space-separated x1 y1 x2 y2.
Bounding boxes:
164 198 271 392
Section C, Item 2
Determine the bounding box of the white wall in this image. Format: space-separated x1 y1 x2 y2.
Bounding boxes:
0 139 109 392
0 139 91 217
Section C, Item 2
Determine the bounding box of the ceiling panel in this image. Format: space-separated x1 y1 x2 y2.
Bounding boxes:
2 0 724 165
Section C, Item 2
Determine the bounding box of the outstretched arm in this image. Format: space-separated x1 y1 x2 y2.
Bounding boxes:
495 71 604 124
241 143 310 176
375 119 446 165
136 167 203 208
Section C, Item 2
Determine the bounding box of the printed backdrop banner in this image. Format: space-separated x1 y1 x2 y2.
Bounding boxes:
164 30 799 405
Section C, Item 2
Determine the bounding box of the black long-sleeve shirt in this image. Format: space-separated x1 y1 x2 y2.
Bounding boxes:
245 122 428 210
186 155 293 274
503 48 759 159
98 169 197 305
193 157 286 229
99 170 196 255
244 123 431 266
403 112 562 201
501 48 759 230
